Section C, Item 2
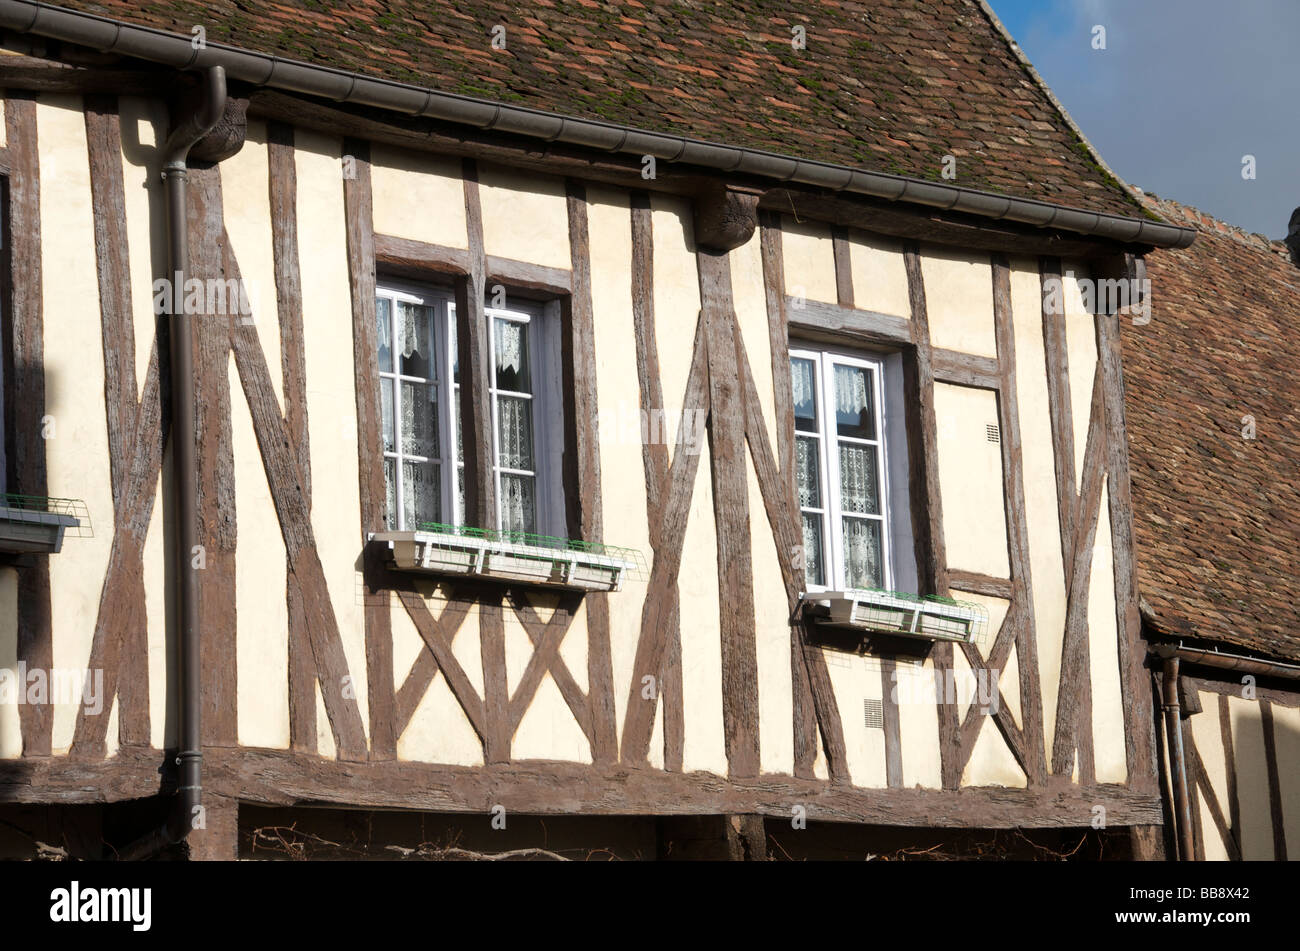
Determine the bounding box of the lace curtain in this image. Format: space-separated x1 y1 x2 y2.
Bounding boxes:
791 358 816 413
843 518 883 589
500 473 536 535
376 299 392 371
497 397 533 471
795 436 820 508
401 381 438 458
835 364 870 416
398 302 426 362
801 513 824 586
402 460 440 528
496 319 524 378
838 444 879 515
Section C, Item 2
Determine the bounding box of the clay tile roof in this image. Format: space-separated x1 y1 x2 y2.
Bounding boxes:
50 0 1145 217
1123 192 1300 663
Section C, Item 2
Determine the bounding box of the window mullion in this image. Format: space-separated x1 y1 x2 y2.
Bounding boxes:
819 353 844 590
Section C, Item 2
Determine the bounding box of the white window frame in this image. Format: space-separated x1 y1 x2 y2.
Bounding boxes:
791 345 894 593
375 280 561 535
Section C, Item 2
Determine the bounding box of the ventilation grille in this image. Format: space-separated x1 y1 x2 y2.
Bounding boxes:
986 423 1000 444
863 698 884 730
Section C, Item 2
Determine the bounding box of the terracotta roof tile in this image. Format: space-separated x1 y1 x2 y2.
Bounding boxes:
1124 192 1300 662
51 0 1143 217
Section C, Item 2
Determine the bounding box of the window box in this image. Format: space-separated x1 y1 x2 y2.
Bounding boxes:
0 495 90 555
370 522 645 593
802 589 987 645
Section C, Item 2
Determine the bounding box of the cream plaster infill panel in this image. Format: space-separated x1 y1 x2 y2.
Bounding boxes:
848 232 911 319
370 143 467 249
37 95 117 753
920 248 997 358
478 165 571 270
932 383 1010 578
585 185 648 745
781 216 838 306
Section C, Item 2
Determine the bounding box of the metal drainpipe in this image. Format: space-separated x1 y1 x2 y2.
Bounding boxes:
1159 654 1196 862
117 65 227 861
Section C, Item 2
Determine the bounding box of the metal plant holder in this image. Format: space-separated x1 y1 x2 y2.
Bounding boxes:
804 588 989 646
370 522 647 592
0 494 92 555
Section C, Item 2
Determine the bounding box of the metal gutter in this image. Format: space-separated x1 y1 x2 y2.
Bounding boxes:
1150 640 1300 683
0 0 1196 249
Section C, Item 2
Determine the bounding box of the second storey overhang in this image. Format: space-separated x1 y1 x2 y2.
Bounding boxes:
0 0 1196 259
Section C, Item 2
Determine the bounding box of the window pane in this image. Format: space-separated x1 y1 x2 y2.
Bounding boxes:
801 513 824 586
456 465 465 526
500 473 536 535
449 312 459 384
381 377 395 453
384 457 397 530
403 460 440 528
401 380 439 458
792 357 817 433
453 386 463 463
834 364 875 439
496 394 533 471
843 517 883 589
795 435 820 508
376 298 393 373
397 302 436 379
839 443 880 515
494 318 531 392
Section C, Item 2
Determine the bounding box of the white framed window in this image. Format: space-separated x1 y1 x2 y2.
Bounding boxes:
375 281 562 536
791 346 895 592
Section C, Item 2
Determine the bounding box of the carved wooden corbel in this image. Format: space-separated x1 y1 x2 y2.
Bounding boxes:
693 181 764 252
187 95 249 164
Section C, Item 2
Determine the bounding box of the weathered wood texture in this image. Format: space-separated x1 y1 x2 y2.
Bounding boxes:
565 181 618 764
630 193 684 770
188 164 238 748
343 138 395 759
990 254 1048 786
267 121 316 753
1097 292 1156 791
455 159 495 528
3 94 52 756
84 96 149 748
699 249 760 779
4 745 1165 827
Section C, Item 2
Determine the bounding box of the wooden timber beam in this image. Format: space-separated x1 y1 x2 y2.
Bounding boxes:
0 747 1167 830
343 138 396 759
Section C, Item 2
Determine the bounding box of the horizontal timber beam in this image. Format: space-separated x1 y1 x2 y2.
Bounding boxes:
790 297 1000 389
1 747 1165 829
374 232 571 297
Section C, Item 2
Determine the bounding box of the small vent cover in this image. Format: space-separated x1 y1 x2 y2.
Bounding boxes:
863 698 884 730
986 423 1000 444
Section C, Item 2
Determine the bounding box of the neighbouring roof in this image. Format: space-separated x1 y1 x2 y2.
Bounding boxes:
46 0 1147 219
1123 193 1300 663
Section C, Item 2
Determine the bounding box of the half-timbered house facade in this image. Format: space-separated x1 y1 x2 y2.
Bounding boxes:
0 0 1208 859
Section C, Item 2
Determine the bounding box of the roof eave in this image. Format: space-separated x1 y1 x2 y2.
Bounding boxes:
0 0 1196 250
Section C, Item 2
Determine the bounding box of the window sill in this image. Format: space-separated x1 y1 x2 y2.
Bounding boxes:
369 528 645 593
801 589 987 645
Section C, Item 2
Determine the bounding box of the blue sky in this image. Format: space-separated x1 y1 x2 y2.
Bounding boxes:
987 0 1298 237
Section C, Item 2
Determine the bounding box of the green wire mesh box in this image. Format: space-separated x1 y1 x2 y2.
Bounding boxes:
371 522 648 592
0 494 92 554
810 588 989 646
